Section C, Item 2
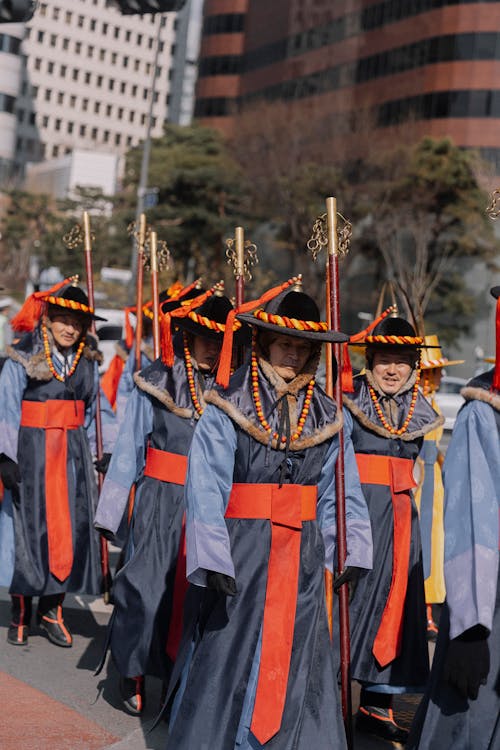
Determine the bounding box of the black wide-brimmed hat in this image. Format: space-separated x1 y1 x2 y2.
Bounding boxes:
176 292 250 346
10 276 105 332
359 316 423 348
237 289 348 344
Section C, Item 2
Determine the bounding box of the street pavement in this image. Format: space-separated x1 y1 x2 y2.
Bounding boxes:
0 580 424 750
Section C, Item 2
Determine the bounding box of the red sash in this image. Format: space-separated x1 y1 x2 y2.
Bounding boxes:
143 445 188 485
225 483 317 745
356 453 416 668
20 399 85 582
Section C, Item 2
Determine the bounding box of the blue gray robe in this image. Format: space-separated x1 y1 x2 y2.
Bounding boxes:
408 370 500 749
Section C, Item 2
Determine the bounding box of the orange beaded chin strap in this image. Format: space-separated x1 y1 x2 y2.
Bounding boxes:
182 333 204 417
251 332 315 443
42 324 85 382
367 356 421 436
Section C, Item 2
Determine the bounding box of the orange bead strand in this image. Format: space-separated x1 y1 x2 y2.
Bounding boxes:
183 333 204 416
368 368 421 436
42 324 85 382
251 344 314 443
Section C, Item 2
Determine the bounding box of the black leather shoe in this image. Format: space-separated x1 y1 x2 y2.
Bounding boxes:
356 706 409 744
37 605 73 648
7 623 29 646
119 676 145 715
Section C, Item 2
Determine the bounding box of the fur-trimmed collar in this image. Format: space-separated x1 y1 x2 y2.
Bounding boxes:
133 353 210 420
7 330 102 382
204 347 342 451
343 374 443 441
205 388 342 451
461 386 500 412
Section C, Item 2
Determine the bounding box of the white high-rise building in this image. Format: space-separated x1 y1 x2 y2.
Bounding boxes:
12 0 180 181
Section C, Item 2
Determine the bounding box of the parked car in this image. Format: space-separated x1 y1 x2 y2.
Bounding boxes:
434 375 467 432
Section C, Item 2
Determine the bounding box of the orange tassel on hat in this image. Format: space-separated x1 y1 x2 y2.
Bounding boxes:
124 306 136 349
160 284 221 367
216 277 300 388
10 278 74 333
341 305 398 393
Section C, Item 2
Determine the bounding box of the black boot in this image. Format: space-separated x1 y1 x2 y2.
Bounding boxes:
119 675 145 715
356 689 409 744
7 594 32 646
37 594 72 647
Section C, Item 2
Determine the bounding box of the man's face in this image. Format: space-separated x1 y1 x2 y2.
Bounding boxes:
46 313 84 350
268 334 312 382
192 335 222 372
371 349 415 395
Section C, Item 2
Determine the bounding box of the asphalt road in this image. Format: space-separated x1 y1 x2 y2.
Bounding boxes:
0 583 424 750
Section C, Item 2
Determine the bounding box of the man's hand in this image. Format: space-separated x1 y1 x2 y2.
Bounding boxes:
206 571 237 596
443 626 490 700
333 566 362 604
0 454 21 490
94 453 112 475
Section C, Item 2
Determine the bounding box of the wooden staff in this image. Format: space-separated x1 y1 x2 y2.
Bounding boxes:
83 211 111 604
134 213 147 371
234 226 245 307
150 230 161 359
326 197 353 748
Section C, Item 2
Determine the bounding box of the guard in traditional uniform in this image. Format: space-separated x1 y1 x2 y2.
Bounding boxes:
342 316 443 742
0 278 107 648
94 285 246 714
408 287 499 750
166 282 373 750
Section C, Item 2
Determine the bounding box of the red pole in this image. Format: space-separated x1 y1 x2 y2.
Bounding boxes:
83 211 111 604
134 213 146 371
326 197 353 748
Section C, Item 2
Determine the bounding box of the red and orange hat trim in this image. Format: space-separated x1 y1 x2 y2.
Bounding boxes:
10 277 88 333
252 309 329 333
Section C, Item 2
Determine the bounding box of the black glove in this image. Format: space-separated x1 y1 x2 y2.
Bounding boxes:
443 625 490 700
206 571 237 597
94 453 112 475
333 566 362 604
0 454 21 490
94 525 115 544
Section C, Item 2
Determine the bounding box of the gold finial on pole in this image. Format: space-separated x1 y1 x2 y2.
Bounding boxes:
150 231 161 359
486 188 500 219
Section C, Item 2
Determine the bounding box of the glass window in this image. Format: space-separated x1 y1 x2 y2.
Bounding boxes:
102 23 108 34
125 30 131 42
109 79 115 91
99 49 105 61
129 110 135 122
80 124 86 136
65 10 72 23
60 64 67 77
103 130 110 142
97 75 103 87
115 133 121 145
47 61 54 73
90 19 97 31
131 85 138 96
70 95 76 106
57 91 64 104
137 34 143 45
82 98 88 111
85 72 91 84
75 41 81 54
62 37 69 50
91 127 98 139
67 121 73 133
120 82 126 94
94 101 101 113
37 30 44 42
50 34 57 46
88 45 94 58
106 104 112 116
54 118 61 131
72 69 79 81
44 88 52 101
114 27 120 39
111 52 117 64
52 7 59 20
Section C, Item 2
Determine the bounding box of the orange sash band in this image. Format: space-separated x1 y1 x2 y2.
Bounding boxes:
20 399 85 582
225 483 317 745
143 446 188 485
356 453 416 668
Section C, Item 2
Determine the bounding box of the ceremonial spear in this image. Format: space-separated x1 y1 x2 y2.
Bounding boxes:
226 224 258 306
64 212 111 603
308 197 354 749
